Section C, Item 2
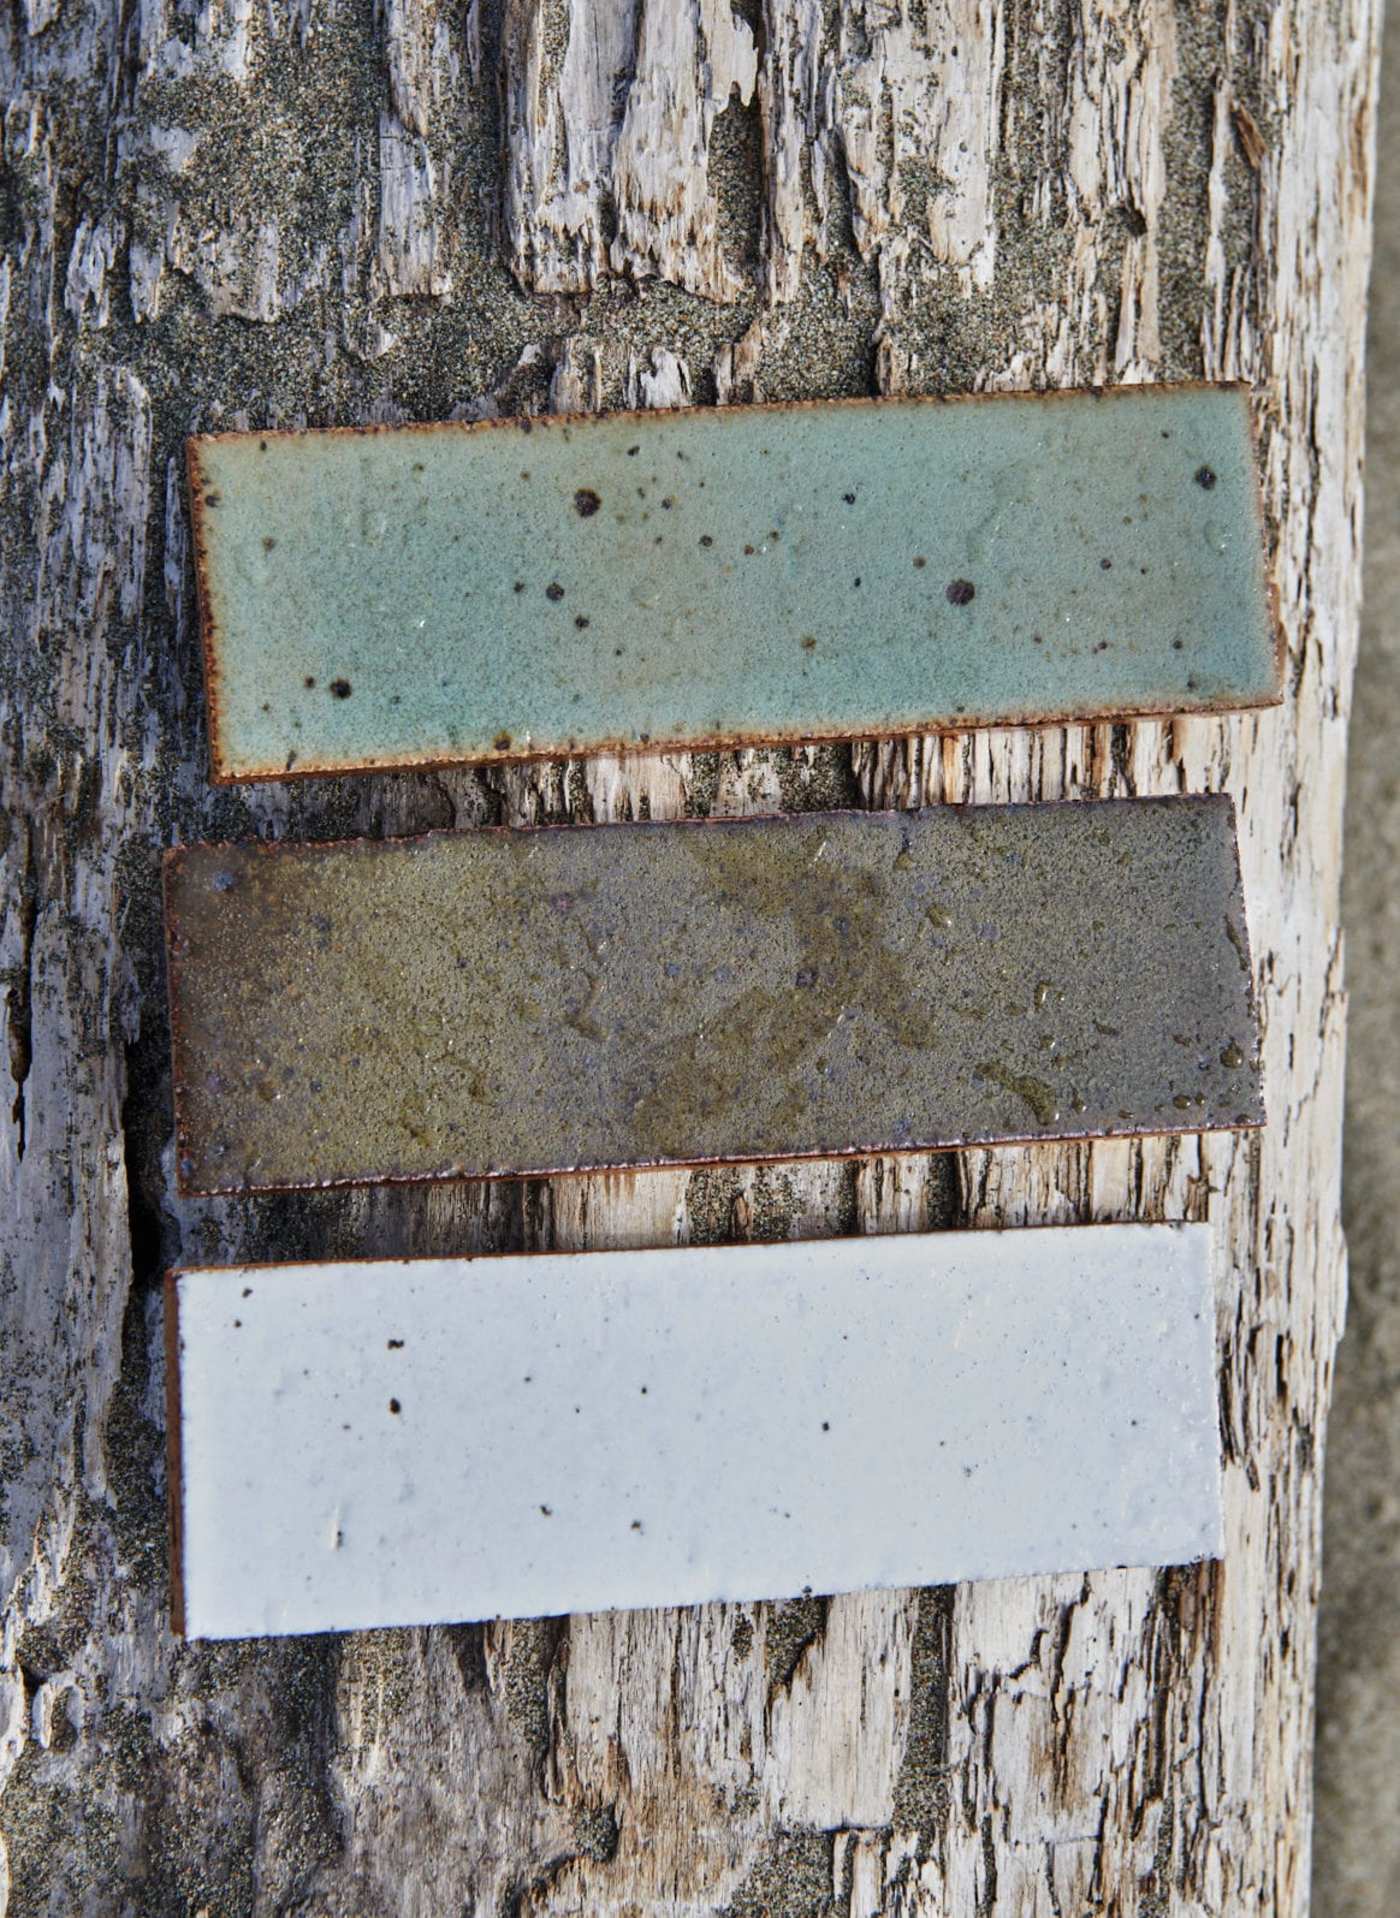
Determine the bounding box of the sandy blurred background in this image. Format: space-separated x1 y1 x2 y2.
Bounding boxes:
1312 17 1400 1915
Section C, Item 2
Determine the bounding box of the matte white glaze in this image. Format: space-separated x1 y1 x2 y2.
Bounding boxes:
170 1224 1221 1639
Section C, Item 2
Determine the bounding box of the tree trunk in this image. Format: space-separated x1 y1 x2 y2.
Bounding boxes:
0 0 1378 1911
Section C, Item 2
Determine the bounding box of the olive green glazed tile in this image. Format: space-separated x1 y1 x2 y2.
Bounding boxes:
187 385 1279 781
164 797 1263 1195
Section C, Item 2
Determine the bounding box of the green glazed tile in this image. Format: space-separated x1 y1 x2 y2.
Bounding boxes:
188 385 1279 781
164 797 1264 1195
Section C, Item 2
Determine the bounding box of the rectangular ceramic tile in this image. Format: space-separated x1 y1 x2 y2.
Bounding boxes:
164 798 1263 1196
167 1223 1222 1638
188 384 1279 781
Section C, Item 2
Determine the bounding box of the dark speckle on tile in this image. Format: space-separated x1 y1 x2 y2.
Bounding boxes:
192 389 1276 778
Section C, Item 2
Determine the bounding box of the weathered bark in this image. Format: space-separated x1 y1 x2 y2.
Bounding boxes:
0 0 1377 1912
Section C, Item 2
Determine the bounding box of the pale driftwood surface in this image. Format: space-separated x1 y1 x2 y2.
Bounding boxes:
0 0 1377 1912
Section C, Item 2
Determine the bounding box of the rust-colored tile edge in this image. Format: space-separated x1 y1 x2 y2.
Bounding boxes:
197 695 1284 790
187 378 1255 452
162 1269 187 1638
185 437 235 787
161 797 1266 1197
163 844 204 1210
164 1215 1219 1286
160 794 1251 870
166 1125 1266 1201
185 382 1282 788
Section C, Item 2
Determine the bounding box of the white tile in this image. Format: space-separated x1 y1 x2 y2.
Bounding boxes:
169 1224 1221 1639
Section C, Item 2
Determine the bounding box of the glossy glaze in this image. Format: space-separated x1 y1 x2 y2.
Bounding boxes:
169 1225 1222 1638
188 386 1279 780
164 798 1264 1194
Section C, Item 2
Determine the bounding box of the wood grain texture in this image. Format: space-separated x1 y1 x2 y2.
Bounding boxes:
0 0 1377 1912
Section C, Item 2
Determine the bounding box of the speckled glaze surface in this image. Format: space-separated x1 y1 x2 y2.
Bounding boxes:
188 385 1279 781
168 1225 1222 1639
164 797 1263 1195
